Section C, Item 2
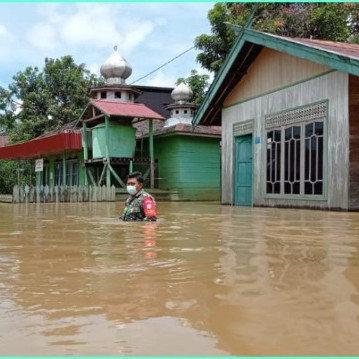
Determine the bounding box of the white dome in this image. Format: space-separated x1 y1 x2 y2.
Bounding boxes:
171 82 193 103
100 46 132 84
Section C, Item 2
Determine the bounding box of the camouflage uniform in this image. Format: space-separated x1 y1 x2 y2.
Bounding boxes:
121 189 157 221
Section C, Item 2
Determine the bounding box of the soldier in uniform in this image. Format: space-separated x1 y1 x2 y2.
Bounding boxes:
120 171 157 221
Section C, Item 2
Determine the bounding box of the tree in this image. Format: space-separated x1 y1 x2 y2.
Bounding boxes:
176 70 210 105
195 3 359 74
0 55 102 142
0 160 34 194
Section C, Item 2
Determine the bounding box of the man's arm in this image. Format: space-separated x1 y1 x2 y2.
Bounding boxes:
143 196 157 221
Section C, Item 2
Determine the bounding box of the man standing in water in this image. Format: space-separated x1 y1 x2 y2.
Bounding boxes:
120 171 157 221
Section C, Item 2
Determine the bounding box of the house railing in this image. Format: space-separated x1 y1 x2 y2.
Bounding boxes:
12 184 116 203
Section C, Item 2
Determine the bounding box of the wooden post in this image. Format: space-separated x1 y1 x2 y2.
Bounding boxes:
36 171 42 187
149 119 154 189
82 122 88 186
98 163 107 186
88 168 96 186
105 115 111 187
49 157 55 187
62 152 66 186
108 164 125 187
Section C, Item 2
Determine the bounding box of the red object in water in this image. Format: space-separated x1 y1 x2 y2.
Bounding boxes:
143 196 157 219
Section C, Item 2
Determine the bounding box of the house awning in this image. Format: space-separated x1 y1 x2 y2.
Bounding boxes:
0 131 82 160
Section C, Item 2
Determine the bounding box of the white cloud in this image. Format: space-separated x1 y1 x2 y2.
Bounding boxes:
1 2 214 88
26 3 157 56
61 5 121 49
0 23 15 40
87 62 101 77
121 20 154 54
27 22 58 51
139 70 176 88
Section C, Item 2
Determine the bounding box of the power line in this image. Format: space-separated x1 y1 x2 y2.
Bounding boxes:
129 46 195 85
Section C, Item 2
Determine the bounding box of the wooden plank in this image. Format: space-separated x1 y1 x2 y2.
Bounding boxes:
225 48 330 107
349 74 359 209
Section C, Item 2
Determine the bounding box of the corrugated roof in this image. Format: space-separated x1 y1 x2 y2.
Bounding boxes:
0 132 82 160
276 35 359 61
194 28 359 126
90 99 165 120
156 124 221 138
136 122 221 139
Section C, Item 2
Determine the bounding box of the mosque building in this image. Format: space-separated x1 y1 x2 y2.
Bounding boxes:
0 47 221 202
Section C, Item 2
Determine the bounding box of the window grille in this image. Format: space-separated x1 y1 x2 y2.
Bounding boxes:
266 101 327 129
265 101 326 197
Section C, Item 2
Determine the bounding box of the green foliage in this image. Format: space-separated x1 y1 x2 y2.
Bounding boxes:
0 55 103 143
195 2 359 74
0 160 34 194
176 70 210 105
309 4 350 42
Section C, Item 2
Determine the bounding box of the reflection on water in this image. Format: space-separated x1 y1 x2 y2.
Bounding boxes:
1 202 359 355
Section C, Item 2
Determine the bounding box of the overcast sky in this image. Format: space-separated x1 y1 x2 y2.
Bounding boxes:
0 2 214 90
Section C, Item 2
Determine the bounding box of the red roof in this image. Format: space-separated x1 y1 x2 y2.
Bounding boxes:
285 37 359 60
90 99 165 120
0 131 82 160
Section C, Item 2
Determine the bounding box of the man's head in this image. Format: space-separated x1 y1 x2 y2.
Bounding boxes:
126 171 144 196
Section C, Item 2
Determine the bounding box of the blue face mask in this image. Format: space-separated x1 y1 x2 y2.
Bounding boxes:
127 185 137 196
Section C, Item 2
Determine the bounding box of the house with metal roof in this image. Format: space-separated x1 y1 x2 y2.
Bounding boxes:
0 47 221 202
193 27 359 210
139 82 221 201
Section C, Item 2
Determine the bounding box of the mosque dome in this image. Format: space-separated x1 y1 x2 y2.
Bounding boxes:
100 46 132 85
171 82 193 103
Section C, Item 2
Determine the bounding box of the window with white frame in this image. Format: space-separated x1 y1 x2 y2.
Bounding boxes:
266 101 326 197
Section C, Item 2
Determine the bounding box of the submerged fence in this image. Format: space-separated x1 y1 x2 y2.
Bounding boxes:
12 185 116 203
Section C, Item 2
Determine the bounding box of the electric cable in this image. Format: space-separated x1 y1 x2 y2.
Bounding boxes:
129 46 195 85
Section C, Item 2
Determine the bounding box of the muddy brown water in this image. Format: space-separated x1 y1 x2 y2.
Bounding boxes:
0 201 359 355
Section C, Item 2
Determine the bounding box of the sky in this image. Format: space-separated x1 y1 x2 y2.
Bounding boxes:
0 2 215 90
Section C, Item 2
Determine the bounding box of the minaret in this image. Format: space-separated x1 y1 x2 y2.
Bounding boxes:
164 82 198 127
90 46 141 103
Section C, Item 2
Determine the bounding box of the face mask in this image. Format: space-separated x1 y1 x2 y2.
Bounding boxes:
127 185 137 196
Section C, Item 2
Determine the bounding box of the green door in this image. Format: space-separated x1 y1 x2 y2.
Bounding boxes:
234 134 253 206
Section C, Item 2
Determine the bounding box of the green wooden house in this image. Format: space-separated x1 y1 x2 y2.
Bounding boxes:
136 82 221 200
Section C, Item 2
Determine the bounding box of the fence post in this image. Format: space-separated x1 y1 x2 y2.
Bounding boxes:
54 186 59 203
29 186 35 203
111 185 116 201
13 185 19 203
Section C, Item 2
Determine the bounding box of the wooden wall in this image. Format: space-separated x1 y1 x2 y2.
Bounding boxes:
155 135 221 201
224 48 331 107
349 75 359 210
221 70 350 210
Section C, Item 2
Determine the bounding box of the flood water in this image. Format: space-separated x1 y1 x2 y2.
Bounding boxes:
1 201 359 355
